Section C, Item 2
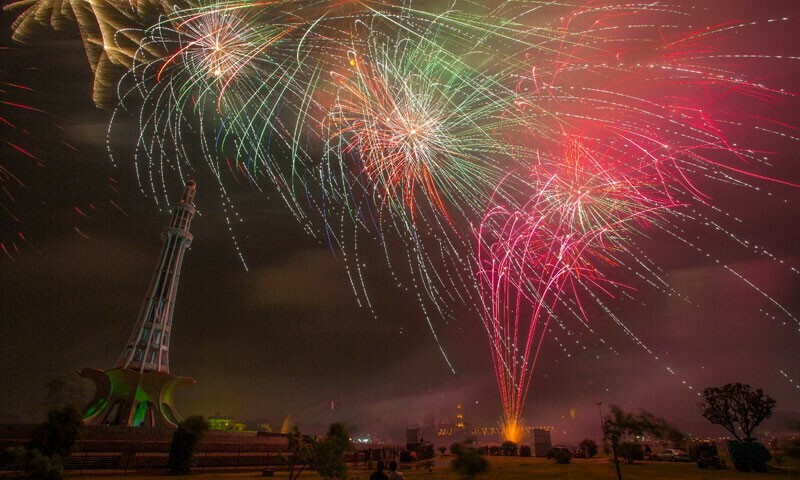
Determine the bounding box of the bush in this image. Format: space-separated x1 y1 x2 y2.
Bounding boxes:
617 442 644 464
168 416 209 475
501 441 518 456
451 445 489 478
579 439 598 459
419 442 435 460
0 447 24 468
554 449 572 464
25 448 63 480
519 445 532 457
727 441 771 472
16 404 85 480
450 443 463 456
784 436 800 460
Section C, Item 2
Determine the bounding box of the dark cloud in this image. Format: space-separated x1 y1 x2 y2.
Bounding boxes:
243 249 354 312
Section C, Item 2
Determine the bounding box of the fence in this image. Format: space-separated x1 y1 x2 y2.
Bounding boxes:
0 443 290 476
0 446 402 476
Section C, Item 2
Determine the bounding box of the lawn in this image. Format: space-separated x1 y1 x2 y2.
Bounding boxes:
79 456 800 479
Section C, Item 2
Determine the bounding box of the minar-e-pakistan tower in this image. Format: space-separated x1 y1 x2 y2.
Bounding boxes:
80 181 198 427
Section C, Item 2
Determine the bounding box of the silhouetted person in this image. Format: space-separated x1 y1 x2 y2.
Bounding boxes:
370 460 388 480
387 460 405 480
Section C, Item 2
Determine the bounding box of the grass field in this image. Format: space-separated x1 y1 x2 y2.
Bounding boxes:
79 456 800 479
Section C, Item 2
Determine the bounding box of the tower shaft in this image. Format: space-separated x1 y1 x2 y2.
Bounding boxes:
116 181 197 374
80 181 198 427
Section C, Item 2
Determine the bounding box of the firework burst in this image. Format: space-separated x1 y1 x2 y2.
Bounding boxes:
478 135 680 440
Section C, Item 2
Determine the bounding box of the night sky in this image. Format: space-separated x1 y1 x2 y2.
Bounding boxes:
1 1 799 444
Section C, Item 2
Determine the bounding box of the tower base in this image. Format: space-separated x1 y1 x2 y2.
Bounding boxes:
79 368 194 427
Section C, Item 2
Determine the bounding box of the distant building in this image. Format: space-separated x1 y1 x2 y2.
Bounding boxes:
532 429 553 457
208 416 247 432
436 403 472 444
257 423 273 433
456 404 465 429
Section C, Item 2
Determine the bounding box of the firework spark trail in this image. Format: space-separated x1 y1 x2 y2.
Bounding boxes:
5 0 182 107
779 370 800 394
477 136 681 441
1 49 129 259
0 59 50 260
509 5 800 198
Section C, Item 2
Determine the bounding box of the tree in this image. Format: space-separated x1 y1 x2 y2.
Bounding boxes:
30 405 85 460
19 405 85 480
325 423 352 452
699 383 776 441
579 439 598 459
603 405 684 480
312 423 353 479
168 416 209 475
281 427 313 480
450 442 489 478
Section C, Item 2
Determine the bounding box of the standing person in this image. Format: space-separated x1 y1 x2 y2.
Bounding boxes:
370 460 388 480
387 460 405 480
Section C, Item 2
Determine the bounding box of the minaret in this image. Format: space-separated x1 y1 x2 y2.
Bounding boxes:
456 404 465 429
79 182 197 427
116 180 197 373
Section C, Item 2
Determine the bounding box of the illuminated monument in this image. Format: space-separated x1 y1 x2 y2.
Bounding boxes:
80 181 198 427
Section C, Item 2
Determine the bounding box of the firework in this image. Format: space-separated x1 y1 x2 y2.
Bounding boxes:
478 135 679 441
313 11 542 369
5 0 183 107
509 2 800 197
322 28 521 224
112 0 800 386
6 0 800 429
471 0 800 439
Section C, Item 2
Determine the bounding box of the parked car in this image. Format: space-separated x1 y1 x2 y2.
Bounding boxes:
656 449 691 462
